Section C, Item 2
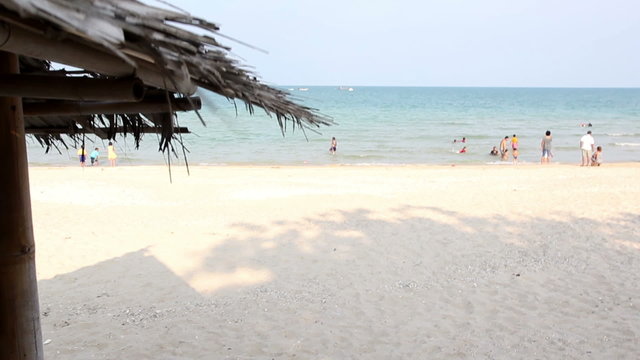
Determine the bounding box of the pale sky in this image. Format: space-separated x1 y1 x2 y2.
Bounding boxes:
163 0 640 87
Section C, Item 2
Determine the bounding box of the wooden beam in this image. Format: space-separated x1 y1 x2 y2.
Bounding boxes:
76 118 110 140
0 51 43 359
0 21 196 94
0 75 146 101
23 97 201 116
25 126 190 137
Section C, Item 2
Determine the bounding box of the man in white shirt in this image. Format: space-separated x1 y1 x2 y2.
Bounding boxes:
580 130 595 166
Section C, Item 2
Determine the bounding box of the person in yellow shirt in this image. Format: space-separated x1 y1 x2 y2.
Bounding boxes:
107 141 118 166
77 146 87 167
510 134 519 151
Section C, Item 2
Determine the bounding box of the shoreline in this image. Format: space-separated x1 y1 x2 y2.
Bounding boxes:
27 161 640 169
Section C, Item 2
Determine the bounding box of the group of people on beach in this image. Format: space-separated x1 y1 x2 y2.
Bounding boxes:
540 129 602 166
580 130 602 166
460 129 603 166
77 142 118 167
496 134 520 163
76 133 603 166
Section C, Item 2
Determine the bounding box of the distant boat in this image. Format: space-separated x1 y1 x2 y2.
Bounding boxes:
339 86 354 91
298 87 309 91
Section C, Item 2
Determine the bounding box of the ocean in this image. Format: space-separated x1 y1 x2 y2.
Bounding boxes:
27 87 640 166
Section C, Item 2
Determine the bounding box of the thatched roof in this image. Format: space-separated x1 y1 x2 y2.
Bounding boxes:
0 0 331 152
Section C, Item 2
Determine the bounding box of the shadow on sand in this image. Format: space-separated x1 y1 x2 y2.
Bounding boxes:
39 206 640 359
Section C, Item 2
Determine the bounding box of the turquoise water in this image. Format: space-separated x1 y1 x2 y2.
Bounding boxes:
27 87 640 166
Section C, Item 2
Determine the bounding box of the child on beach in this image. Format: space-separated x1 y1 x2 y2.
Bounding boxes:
90 147 100 166
511 134 519 150
77 146 87 167
591 146 603 166
108 142 118 166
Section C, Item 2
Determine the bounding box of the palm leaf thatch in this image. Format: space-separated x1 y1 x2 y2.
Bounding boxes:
0 0 331 151
1 2 336 358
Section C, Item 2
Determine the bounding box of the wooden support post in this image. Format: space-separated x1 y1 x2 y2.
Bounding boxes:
0 51 43 359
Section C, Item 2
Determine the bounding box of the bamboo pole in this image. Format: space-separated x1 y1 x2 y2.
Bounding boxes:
0 21 196 95
0 75 146 101
22 97 201 116
25 126 189 136
0 52 43 359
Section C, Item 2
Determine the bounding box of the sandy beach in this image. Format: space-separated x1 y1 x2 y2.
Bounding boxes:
30 164 640 359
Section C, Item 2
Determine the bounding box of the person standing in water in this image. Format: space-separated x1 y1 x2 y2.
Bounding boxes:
499 136 509 161
511 134 519 151
329 137 337 154
108 141 118 166
580 130 595 166
541 130 552 164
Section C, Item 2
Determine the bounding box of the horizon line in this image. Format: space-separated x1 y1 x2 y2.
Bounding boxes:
278 85 640 89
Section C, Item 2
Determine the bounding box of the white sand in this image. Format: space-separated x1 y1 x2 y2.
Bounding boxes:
30 164 640 359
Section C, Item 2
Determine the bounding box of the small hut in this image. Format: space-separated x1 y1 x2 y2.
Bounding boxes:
0 1 329 358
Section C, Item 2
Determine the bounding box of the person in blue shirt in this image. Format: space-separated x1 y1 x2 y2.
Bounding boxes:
90 147 100 166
